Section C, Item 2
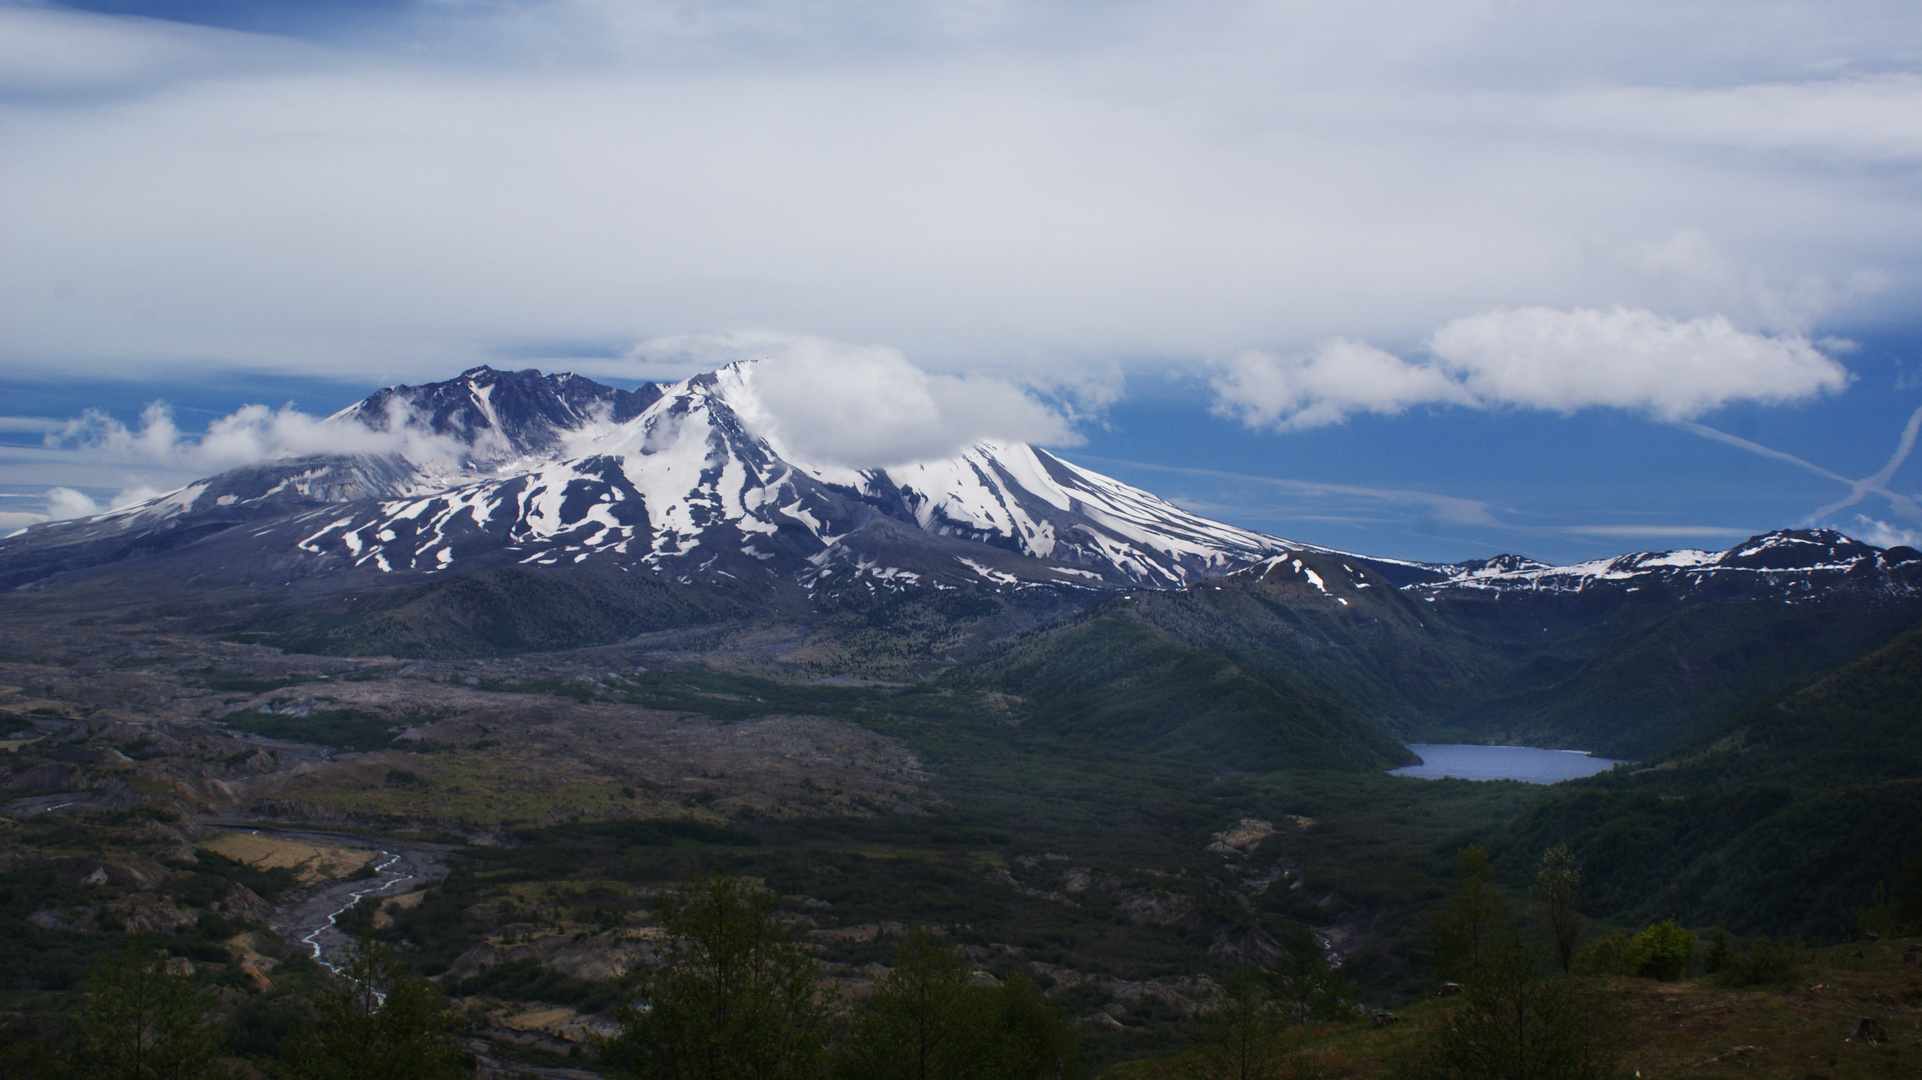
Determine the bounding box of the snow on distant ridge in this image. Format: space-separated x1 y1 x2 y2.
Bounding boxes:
1416 529 1919 598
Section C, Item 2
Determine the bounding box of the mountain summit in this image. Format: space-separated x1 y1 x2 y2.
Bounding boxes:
330 365 663 466
291 362 1298 592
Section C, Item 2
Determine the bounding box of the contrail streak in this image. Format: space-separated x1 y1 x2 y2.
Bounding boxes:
1679 405 1922 526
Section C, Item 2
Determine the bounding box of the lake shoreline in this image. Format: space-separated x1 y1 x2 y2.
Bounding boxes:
1390 742 1629 784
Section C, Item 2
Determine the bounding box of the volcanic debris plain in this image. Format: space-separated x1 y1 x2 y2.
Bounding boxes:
4 366 1922 1077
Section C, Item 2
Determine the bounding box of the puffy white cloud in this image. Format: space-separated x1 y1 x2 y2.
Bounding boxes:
1428 307 1851 420
44 399 478 475
1211 339 1471 431
696 335 1078 469
29 481 161 524
43 486 99 521
1851 516 1922 549
1212 307 1852 430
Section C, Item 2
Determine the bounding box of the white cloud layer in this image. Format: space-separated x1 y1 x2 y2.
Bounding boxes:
38 483 162 522
0 3 1918 381
43 400 478 474
1429 308 1851 420
1213 308 1851 430
710 336 1078 469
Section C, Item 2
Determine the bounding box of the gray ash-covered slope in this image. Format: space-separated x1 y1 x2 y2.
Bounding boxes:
0 367 664 591
274 362 1314 594
1419 529 1922 603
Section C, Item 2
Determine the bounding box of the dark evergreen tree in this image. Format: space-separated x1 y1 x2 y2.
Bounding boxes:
64 943 226 1080
1394 942 1620 1080
603 875 828 1080
1535 845 1582 974
978 973 1079 1080
1180 969 1317 1080
1268 926 1357 1023
284 931 468 1080
1429 847 1510 983
837 928 985 1080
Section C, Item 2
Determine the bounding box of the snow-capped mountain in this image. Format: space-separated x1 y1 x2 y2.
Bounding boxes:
285 363 1297 591
1416 529 1922 601
0 367 661 589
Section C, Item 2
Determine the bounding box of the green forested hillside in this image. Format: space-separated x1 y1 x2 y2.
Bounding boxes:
955 547 1922 765
1488 617 1922 938
957 611 1416 771
1448 592 1922 758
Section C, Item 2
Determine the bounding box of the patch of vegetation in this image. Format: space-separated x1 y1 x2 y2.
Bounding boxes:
183 668 319 694
168 850 301 904
952 614 1413 771
220 707 397 752
446 957 619 1012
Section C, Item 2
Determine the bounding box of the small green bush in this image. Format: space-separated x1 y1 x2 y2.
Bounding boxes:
1716 939 1799 987
1583 919 1694 980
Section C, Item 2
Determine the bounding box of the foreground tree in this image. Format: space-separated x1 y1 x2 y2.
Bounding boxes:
837 928 985 1080
977 973 1079 1080
1428 847 1511 983
1269 925 1358 1023
285 931 468 1080
1535 846 1582 974
1395 942 1620 1080
603 875 829 1080
1399 852 1622 1080
65 943 226 1080
1180 969 1318 1080
836 928 1079 1080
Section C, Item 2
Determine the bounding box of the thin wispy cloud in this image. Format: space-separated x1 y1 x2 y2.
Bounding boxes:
1067 454 1502 529
1552 525 1754 541
1679 404 1922 527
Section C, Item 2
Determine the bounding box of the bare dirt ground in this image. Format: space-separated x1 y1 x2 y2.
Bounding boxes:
0 623 928 835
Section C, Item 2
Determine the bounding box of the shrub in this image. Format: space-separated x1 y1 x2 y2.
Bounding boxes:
1583 919 1694 980
1715 939 1800 987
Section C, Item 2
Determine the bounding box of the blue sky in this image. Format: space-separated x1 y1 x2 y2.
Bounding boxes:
5 1 1922 564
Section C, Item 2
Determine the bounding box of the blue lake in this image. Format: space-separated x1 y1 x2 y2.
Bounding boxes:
1389 744 1627 784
